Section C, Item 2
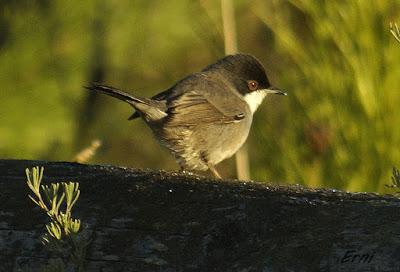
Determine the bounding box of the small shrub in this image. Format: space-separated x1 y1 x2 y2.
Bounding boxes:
26 166 90 271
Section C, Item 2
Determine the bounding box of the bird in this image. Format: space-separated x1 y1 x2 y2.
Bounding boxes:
85 53 286 179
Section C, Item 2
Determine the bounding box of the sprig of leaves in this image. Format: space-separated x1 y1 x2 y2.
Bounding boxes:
26 167 81 242
385 167 400 194
390 22 400 43
26 166 88 271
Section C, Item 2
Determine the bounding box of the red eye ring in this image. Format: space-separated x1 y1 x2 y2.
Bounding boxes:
247 80 258 91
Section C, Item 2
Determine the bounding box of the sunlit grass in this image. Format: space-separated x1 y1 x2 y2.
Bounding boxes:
252 0 400 192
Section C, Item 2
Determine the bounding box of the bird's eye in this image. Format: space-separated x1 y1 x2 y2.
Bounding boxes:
247 80 258 91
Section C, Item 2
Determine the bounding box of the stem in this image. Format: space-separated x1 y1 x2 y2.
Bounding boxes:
221 0 251 180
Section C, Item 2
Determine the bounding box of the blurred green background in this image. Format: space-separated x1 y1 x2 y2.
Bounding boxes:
1 0 400 192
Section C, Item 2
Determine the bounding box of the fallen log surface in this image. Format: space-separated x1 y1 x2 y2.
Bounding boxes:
1 159 400 272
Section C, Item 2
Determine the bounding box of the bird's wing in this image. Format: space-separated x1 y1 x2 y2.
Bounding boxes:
165 80 247 127
130 72 248 124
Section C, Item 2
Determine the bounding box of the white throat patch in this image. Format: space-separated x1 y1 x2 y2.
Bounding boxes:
243 90 267 114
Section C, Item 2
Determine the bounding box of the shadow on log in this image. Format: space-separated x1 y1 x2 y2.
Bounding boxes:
1 159 400 271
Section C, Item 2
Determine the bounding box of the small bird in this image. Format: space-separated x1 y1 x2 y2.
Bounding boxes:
86 54 286 178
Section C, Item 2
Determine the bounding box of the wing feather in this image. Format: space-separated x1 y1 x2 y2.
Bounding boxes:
166 90 246 127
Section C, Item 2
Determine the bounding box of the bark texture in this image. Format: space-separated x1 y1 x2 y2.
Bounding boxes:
1 159 400 271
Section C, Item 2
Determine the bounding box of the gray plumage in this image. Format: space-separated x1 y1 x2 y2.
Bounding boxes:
86 54 286 178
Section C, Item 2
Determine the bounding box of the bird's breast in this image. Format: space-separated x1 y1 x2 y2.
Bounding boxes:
205 114 253 165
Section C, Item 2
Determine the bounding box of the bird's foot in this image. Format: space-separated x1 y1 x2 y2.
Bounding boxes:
208 165 222 179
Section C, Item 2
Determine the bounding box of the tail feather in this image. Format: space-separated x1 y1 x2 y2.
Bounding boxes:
85 83 167 121
85 83 147 105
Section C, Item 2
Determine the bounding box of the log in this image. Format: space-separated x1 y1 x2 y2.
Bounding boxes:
1 159 400 271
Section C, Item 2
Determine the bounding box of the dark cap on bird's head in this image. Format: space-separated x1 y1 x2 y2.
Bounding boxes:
203 54 286 96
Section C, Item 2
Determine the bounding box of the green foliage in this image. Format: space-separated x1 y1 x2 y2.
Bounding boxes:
26 166 89 271
390 22 400 43
386 167 400 192
251 0 400 192
0 2 95 159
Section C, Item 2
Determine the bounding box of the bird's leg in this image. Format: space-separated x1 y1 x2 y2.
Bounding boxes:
208 164 222 179
200 151 222 179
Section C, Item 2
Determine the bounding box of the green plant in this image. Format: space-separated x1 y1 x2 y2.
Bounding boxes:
385 167 400 193
390 22 400 44
386 23 400 194
26 166 89 271
251 1 400 192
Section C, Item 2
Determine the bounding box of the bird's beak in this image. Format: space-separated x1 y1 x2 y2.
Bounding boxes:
262 86 287 96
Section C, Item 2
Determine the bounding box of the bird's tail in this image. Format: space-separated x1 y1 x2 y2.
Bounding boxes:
85 83 167 121
85 83 147 105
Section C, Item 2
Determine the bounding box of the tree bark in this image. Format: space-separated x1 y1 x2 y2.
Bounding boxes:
1 159 400 271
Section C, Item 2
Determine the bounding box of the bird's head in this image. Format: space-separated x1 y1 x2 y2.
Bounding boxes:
205 54 286 113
